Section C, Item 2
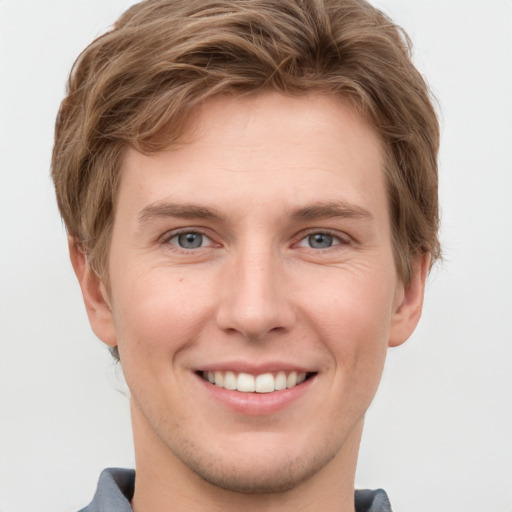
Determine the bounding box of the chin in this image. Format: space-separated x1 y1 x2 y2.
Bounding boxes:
188 456 324 494
172 435 341 494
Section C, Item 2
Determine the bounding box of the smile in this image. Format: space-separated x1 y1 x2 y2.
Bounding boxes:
200 370 311 393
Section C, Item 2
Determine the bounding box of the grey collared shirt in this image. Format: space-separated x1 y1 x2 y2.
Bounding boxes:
79 468 392 512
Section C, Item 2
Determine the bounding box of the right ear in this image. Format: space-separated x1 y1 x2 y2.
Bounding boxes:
68 237 117 347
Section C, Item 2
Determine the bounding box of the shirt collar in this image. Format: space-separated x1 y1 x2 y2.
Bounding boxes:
80 468 392 512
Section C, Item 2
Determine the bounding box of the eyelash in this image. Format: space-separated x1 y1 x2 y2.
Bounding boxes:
161 229 216 251
161 227 352 253
294 229 351 250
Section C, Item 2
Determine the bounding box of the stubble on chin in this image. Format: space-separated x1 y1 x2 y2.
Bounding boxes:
167 434 341 495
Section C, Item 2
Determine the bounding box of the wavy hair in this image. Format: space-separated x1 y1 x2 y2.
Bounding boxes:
52 0 440 284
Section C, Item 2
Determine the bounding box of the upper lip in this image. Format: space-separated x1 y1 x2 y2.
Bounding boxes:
195 361 316 375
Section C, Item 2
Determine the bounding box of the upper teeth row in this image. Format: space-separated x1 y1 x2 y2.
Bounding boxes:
202 371 307 393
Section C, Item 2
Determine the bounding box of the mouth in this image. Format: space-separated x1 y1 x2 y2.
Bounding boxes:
198 370 315 393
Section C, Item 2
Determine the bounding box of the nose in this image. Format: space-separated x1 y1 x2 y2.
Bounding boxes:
215 245 296 341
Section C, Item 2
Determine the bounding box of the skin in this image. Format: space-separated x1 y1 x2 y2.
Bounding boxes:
71 92 428 512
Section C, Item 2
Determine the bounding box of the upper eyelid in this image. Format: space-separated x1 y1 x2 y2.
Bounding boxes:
294 228 351 243
158 227 352 246
160 231 216 253
161 227 213 242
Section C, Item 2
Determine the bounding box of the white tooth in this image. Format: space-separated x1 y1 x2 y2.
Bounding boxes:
208 371 215 384
214 371 224 387
224 371 237 390
297 372 306 384
286 371 297 388
274 371 287 391
255 373 275 393
237 372 255 392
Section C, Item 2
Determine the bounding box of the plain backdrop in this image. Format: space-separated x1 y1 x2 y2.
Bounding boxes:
1 1 511 511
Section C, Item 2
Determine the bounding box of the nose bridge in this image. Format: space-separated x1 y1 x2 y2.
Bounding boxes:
216 240 294 340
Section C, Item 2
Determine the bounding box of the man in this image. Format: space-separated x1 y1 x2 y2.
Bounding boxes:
51 0 440 510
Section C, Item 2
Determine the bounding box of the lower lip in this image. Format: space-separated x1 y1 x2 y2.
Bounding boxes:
195 373 316 416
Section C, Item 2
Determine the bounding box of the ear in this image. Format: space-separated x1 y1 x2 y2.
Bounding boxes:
388 252 430 348
68 237 117 347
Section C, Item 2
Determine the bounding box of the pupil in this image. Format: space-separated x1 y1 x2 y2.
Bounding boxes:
178 232 203 249
309 233 333 249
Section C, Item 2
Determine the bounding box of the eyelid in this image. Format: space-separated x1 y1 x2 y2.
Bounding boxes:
294 229 352 248
158 227 352 250
161 227 218 248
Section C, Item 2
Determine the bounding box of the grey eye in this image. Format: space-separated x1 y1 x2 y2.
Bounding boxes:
176 232 204 249
308 233 334 249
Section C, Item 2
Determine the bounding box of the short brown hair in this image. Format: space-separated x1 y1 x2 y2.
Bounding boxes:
52 0 440 284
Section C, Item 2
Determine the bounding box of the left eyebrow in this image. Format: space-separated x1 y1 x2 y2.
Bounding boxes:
288 201 374 223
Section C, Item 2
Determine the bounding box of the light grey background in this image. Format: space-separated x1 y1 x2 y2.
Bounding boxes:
1 1 511 511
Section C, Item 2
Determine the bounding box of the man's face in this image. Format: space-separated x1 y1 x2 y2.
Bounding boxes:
85 93 422 493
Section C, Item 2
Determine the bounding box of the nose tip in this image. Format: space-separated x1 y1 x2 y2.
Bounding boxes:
222 305 282 342
215 254 295 341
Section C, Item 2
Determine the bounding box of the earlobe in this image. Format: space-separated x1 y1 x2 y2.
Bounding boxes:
68 237 117 347
388 253 430 347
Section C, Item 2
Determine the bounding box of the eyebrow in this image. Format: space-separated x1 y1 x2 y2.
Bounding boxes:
138 202 225 224
288 201 374 223
137 200 373 225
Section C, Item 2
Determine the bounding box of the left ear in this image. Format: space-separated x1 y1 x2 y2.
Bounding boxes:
388 252 430 347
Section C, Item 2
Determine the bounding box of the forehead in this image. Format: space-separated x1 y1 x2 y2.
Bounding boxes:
117 92 387 227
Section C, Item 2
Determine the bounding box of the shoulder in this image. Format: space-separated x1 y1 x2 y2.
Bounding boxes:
355 488 393 512
78 468 135 512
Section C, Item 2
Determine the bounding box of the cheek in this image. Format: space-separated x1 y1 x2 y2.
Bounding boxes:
300 267 396 386
302 265 397 339
110 268 216 357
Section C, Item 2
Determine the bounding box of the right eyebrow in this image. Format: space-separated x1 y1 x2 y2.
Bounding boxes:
137 202 226 224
